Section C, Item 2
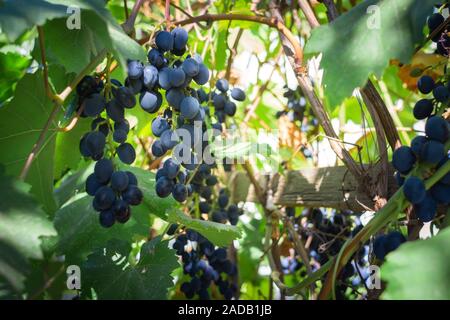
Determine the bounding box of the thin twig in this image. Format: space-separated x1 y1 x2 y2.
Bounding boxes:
225 28 244 80
172 13 304 65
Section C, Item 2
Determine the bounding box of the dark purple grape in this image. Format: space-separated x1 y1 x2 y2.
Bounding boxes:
117 143 136 165
123 185 143 206
94 158 114 184
417 75 435 94
111 171 129 192
403 176 426 204
94 186 115 211
392 146 416 174
155 30 174 52
413 99 433 120
99 210 115 228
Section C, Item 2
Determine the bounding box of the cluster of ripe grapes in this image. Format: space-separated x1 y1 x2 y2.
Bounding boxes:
169 228 237 300
427 7 449 57
372 231 406 261
276 86 306 124
285 208 370 298
393 75 449 223
77 76 143 228
123 28 245 204
276 86 316 159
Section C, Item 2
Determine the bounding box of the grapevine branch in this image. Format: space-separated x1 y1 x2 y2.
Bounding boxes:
173 13 304 66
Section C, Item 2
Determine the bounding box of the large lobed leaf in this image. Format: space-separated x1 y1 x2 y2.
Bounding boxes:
166 208 241 247
381 227 450 300
0 173 56 298
81 237 179 299
304 0 440 108
0 72 56 213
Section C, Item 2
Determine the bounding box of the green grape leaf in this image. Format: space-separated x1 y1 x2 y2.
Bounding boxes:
0 72 57 213
81 237 179 300
304 0 440 109
46 0 146 72
0 0 68 42
54 117 90 180
53 193 149 260
167 208 241 247
381 228 450 300
0 173 56 298
0 51 31 106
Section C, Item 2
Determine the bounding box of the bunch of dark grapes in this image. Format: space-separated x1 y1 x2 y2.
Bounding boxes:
392 75 449 223
427 7 450 57
372 231 406 261
276 86 306 124
170 228 238 300
123 28 246 203
276 86 316 159
285 208 370 298
199 188 243 226
77 75 143 228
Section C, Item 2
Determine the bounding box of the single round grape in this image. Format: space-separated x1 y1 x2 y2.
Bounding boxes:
216 79 229 93
151 116 170 137
125 77 143 95
181 58 199 77
172 183 188 202
94 186 115 211
86 173 103 196
373 235 387 260
413 99 433 120
79 134 92 157
143 65 159 89
169 67 186 87
155 30 174 52
199 201 211 213
113 87 136 109
140 91 162 113
218 194 229 208
180 96 200 120
414 193 437 222
212 94 226 110
113 129 127 144
114 199 131 224
177 171 187 184
403 176 426 204
83 93 106 117
117 143 136 164
94 158 114 184
193 63 209 85
158 67 172 90
99 210 116 228
384 231 406 253
114 119 130 134
147 48 165 68
392 146 416 174
430 182 450 204
166 88 185 110
163 158 180 179
160 130 179 150
122 185 143 206
425 116 449 143
76 75 97 97
410 135 427 156
126 171 138 186
231 88 246 101
211 210 228 223
127 60 143 79
224 101 237 116
151 140 167 157
111 171 129 192
428 13 444 32
156 176 174 198
420 140 445 164
171 27 188 51
417 75 435 94
106 99 125 122
432 85 449 102
86 131 106 159
200 186 212 200
205 175 218 186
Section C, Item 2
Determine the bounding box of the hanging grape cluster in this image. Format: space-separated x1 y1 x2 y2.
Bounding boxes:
392 75 450 223
77 75 143 228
